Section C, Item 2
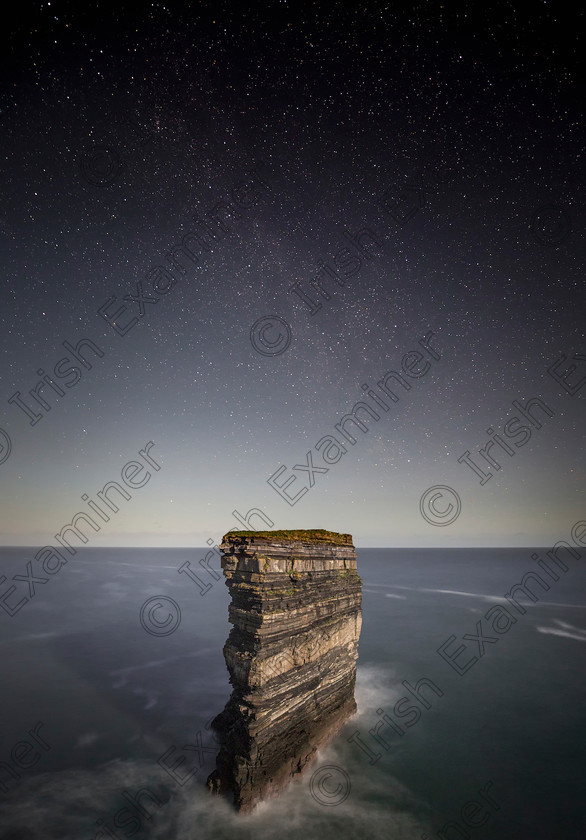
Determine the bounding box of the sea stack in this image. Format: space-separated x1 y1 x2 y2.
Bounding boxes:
206 529 362 812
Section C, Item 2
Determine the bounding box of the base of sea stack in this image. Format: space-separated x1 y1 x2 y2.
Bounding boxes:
206 693 356 812
206 529 363 813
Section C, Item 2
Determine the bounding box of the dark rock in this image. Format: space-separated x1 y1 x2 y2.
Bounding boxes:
206 529 362 812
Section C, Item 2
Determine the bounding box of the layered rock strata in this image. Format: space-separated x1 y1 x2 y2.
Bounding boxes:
206 529 362 812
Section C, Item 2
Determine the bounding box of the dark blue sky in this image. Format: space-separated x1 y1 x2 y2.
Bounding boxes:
0 1 584 546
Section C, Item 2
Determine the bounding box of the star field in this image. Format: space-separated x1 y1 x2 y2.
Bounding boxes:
0 1 584 547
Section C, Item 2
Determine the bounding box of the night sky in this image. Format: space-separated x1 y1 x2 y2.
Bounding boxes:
0 1 584 547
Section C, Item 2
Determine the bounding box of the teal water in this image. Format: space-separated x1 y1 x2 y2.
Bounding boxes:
0 546 584 839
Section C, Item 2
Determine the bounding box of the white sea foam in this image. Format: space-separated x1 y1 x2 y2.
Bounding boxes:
536 620 586 641
0 752 430 840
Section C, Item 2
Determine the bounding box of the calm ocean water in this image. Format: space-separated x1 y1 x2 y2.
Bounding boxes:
0 546 584 839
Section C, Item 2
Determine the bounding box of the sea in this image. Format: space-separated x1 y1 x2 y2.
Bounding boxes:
0 546 584 840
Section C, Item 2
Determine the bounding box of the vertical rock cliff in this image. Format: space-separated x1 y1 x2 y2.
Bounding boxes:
206 529 362 812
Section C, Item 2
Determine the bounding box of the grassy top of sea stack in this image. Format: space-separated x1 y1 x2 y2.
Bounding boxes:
224 529 352 545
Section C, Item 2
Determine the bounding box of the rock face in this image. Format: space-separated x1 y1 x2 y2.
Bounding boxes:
206 529 362 812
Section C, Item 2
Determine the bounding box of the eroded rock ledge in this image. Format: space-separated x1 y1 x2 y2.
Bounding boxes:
206 529 362 812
